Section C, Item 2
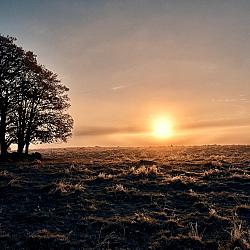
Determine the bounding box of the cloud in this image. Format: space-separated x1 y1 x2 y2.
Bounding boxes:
180 118 250 130
75 117 250 138
75 126 144 136
111 85 127 91
211 94 250 104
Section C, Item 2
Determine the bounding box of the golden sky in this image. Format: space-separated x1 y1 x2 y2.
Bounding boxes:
1 0 250 146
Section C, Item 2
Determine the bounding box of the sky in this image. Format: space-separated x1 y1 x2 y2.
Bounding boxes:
1 0 250 147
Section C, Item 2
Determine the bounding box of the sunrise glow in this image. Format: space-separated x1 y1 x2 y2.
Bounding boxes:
2 0 249 148
152 117 173 139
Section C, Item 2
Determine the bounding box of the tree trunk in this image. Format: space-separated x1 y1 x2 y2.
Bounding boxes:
17 141 24 154
0 112 8 157
25 142 30 154
0 142 8 157
24 116 33 155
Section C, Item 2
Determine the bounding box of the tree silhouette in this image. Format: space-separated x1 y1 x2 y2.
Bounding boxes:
0 35 73 157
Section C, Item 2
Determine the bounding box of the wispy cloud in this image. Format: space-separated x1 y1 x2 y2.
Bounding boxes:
180 118 250 130
111 85 127 91
211 94 249 103
75 126 144 136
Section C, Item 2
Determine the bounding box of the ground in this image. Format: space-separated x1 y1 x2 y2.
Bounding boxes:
0 146 249 249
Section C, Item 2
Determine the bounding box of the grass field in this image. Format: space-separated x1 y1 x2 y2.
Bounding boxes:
0 146 249 249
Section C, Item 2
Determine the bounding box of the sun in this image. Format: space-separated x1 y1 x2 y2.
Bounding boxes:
152 117 173 139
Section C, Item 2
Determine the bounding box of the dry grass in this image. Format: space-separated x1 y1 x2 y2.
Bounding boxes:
208 208 217 216
0 145 249 249
30 229 69 242
49 180 85 194
209 161 224 168
229 219 250 248
131 164 158 176
203 168 220 177
33 159 43 166
188 222 203 241
112 184 127 192
8 177 22 187
0 170 11 177
97 172 113 179
134 212 155 223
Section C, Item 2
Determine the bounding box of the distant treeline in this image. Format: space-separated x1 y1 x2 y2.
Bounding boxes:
0 35 73 157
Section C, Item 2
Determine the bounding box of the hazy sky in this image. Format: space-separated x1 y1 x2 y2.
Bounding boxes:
1 0 250 146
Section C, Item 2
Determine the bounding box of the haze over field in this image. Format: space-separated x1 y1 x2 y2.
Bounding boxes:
1 0 250 147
